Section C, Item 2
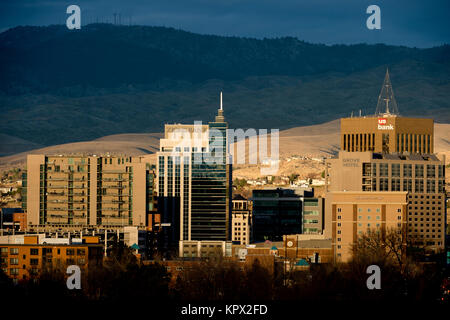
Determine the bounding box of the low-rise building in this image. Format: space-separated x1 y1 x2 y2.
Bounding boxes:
232 194 252 245
179 240 233 258
0 235 103 283
327 191 408 263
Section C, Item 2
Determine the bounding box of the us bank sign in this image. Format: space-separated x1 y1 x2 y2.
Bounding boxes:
377 118 394 130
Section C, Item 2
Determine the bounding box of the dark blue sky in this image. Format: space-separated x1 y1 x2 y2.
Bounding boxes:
0 0 449 48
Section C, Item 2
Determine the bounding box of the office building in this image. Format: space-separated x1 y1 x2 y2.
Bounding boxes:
157 94 232 244
325 70 446 259
327 151 445 250
251 188 302 241
340 71 434 154
231 194 252 245
296 189 325 235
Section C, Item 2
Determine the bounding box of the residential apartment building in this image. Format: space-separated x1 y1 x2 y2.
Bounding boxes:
157 99 232 244
0 235 103 282
23 154 158 231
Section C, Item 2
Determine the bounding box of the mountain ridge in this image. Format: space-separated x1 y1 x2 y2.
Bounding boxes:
0 24 449 147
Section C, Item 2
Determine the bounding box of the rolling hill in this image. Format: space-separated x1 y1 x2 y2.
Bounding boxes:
1 120 448 173
0 24 449 150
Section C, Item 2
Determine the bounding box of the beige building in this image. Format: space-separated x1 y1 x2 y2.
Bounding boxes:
25 154 157 230
340 116 434 154
325 71 446 256
179 240 232 258
326 151 446 251
328 191 408 262
231 194 252 245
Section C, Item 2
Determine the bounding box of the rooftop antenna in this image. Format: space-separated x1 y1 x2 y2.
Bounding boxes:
375 68 399 116
215 91 225 122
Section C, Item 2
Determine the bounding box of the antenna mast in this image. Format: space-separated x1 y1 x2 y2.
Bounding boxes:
375 68 399 116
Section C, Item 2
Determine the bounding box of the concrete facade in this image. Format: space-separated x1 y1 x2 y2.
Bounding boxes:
327 191 408 262
25 154 157 229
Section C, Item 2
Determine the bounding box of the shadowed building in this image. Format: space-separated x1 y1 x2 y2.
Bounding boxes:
0 235 103 283
251 188 302 242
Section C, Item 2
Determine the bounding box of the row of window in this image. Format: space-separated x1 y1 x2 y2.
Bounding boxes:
363 163 444 178
1 247 86 256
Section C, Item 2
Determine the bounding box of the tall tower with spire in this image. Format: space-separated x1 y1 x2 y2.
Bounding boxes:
375 69 400 116
339 70 434 154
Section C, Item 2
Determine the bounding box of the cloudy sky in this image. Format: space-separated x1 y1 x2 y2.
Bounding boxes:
0 0 449 48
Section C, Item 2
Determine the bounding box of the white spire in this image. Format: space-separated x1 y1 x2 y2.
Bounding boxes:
220 91 223 110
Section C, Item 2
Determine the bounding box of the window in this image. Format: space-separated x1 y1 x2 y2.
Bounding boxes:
426 165 435 178
380 164 388 177
415 165 424 178
392 164 400 177
30 259 39 265
30 248 39 255
392 178 401 191
10 248 18 255
415 179 424 193
10 268 19 275
380 178 389 191
10 258 19 265
66 249 74 256
403 164 412 177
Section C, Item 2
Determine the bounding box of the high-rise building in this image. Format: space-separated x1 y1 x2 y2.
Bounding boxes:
327 151 446 251
24 154 157 231
326 70 446 260
157 94 232 244
340 71 434 154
